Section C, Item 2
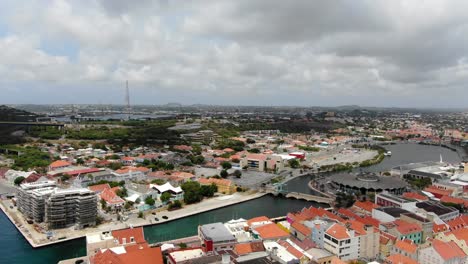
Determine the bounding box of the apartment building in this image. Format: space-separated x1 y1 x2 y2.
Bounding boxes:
17 181 57 222
324 223 359 261
45 188 97 229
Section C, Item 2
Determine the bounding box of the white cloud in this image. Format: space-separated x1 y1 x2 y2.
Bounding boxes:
0 0 467 107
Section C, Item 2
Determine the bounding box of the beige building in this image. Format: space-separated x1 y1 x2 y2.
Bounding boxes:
239 153 284 172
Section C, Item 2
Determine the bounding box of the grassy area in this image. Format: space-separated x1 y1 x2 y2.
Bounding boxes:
1 145 51 171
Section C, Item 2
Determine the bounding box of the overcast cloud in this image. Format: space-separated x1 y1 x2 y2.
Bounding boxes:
0 0 467 107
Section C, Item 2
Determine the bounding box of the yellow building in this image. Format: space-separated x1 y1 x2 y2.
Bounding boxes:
198 178 236 194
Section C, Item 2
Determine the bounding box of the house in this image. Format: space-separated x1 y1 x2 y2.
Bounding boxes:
90 244 163 264
402 192 429 202
112 227 146 246
100 188 125 209
88 183 111 194
380 231 397 258
391 239 418 260
388 219 423 244
352 200 379 215
290 221 312 241
386 254 420 264
435 228 468 255
418 239 466 264
234 241 265 256
347 220 379 260
198 178 236 194
253 223 290 241
198 222 237 252
86 227 147 256
149 182 184 202
48 160 71 171
324 223 359 261
167 248 211 264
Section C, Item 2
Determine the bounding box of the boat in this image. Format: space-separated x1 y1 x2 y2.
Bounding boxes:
384 151 392 156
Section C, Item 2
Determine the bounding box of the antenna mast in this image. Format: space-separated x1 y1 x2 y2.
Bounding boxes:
125 80 131 120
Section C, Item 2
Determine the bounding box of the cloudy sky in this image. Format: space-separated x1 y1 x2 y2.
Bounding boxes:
0 0 467 107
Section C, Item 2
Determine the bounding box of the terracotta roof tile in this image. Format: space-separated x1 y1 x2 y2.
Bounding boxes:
254 223 289 240
395 239 417 254
326 224 350 240
112 227 146 245
291 221 312 236
353 200 379 212
386 254 419 264
432 239 466 260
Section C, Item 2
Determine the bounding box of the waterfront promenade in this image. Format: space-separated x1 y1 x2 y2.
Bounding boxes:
0 191 266 248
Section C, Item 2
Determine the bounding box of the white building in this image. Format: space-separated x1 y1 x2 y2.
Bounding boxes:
324 223 359 261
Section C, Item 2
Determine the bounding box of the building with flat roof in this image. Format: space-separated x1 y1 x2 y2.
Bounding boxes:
45 188 97 229
416 201 459 222
199 222 237 252
330 172 407 195
375 191 416 208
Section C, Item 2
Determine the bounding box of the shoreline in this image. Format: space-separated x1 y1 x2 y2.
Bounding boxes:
0 191 267 249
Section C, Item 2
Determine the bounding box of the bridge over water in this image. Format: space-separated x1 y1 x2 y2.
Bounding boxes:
262 183 334 205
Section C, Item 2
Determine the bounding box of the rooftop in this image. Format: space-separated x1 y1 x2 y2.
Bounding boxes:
200 222 236 243
416 201 458 216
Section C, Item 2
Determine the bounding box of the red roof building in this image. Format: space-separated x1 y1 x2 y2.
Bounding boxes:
111 227 146 246
90 244 163 264
254 223 289 240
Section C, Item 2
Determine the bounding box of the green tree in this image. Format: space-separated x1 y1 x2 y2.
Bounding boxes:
288 159 300 168
115 187 128 198
220 169 228 178
221 161 232 170
181 181 202 204
233 170 242 178
14 176 25 185
145 196 155 206
108 162 123 170
200 183 218 197
160 192 172 203
151 179 166 185
169 200 182 210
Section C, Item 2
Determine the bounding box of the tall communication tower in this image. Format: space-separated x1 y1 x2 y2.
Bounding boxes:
125 80 131 120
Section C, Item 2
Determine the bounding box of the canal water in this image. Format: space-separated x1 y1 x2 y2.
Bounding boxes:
0 143 462 264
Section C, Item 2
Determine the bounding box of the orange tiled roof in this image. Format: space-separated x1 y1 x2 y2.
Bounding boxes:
447 215 468 231
380 231 397 245
254 223 289 240
330 256 347 264
424 186 453 196
337 208 360 220
444 228 468 244
394 220 422 235
395 239 418 254
291 221 312 236
101 188 125 205
112 227 146 245
356 216 380 228
198 177 233 187
88 183 111 193
353 200 379 212
49 160 71 168
234 241 265 255
386 254 419 264
402 192 428 201
91 244 163 264
441 196 468 207
278 240 303 259
432 239 466 260
326 224 350 240
433 223 448 233
247 216 271 227
115 166 150 174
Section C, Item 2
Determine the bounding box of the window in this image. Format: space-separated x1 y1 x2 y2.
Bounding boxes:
122 238 126 244
130 237 134 243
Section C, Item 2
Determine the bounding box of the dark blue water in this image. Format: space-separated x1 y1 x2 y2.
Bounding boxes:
0 143 461 263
